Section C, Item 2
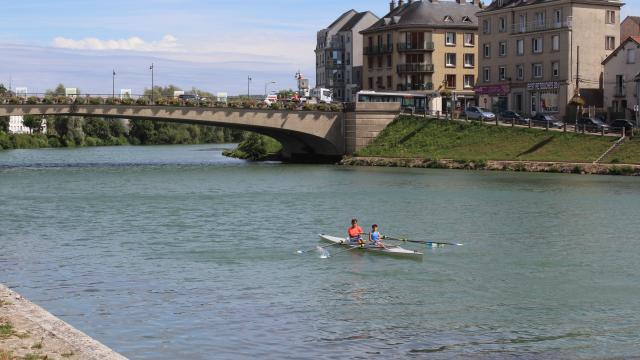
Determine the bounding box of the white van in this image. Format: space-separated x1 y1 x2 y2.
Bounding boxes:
264 94 279 106
310 88 332 104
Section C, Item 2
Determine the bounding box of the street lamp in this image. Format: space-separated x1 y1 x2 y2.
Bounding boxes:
264 81 276 97
247 75 252 98
150 63 154 103
112 69 116 99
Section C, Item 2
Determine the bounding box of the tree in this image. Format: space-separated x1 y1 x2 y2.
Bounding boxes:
0 117 9 132
23 115 44 133
46 84 66 97
236 132 267 160
0 84 7 97
277 89 295 99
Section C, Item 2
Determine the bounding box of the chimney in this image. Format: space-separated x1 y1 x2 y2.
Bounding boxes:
398 0 404 7
389 0 396 11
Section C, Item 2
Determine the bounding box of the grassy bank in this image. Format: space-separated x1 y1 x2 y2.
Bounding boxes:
355 116 638 164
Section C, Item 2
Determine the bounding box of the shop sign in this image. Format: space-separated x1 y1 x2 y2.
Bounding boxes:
474 84 510 95
527 81 560 91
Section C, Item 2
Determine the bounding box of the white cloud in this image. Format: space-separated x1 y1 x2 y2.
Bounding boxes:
52 34 179 52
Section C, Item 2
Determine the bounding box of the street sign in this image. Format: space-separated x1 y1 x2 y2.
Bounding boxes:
634 105 639 112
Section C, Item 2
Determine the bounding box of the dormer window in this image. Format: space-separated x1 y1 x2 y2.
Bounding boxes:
444 15 453 23
462 16 472 24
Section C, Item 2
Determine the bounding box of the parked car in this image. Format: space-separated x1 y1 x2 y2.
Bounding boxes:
465 106 496 121
578 117 610 133
531 113 563 128
499 110 529 125
178 94 199 102
609 119 634 133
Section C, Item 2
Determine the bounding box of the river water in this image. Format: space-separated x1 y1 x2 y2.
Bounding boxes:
1 144 639 359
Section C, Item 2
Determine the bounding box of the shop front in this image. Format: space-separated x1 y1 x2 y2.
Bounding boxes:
526 81 560 115
475 84 510 113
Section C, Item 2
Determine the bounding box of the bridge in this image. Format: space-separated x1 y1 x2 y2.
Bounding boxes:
0 103 400 162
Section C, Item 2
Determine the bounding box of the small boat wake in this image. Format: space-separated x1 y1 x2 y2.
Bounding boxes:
316 246 330 259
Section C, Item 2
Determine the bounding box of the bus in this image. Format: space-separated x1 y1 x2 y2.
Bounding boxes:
356 91 428 111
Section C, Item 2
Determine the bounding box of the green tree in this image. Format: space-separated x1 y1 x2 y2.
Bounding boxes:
277 89 295 99
0 116 9 132
236 132 267 160
83 118 110 140
22 115 44 133
52 116 71 137
0 84 7 97
108 120 127 137
129 119 156 144
46 84 67 97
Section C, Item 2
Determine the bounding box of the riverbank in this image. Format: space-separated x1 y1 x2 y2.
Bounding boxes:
222 133 282 161
0 284 126 360
340 156 640 176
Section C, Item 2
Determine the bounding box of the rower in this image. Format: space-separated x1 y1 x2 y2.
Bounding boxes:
347 218 364 245
369 224 384 248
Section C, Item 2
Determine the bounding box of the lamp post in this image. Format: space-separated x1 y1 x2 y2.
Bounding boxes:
264 81 276 97
150 63 154 103
247 75 252 98
112 69 116 99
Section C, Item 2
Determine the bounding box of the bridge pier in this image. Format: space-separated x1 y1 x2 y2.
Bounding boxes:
345 103 402 154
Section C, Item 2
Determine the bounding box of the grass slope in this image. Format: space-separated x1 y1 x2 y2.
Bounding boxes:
356 116 620 163
605 138 640 164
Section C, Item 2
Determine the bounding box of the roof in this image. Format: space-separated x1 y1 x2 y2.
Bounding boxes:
339 11 378 32
362 0 480 34
481 0 624 13
327 9 357 30
602 36 640 65
622 16 640 25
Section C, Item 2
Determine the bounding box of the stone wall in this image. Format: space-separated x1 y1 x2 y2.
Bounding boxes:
344 102 401 154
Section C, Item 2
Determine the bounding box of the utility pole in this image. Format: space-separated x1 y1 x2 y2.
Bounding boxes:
150 63 155 103
247 75 252 98
112 70 116 99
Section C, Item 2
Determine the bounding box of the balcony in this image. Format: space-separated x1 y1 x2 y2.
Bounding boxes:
397 42 435 52
511 16 573 34
398 83 434 91
364 44 394 55
397 63 435 74
325 60 345 69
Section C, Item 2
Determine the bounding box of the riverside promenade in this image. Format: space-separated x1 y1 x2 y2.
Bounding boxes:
0 284 126 360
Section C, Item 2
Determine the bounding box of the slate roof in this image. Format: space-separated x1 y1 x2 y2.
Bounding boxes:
327 9 357 30
361 0 480 34
622 16 640 25
339 11 378 32
481 0 623 13
602 36 640 65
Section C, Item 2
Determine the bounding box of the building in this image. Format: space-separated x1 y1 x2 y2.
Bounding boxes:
8 116 47 134
621 16 640 41
476 0 623 119
316 10 379 102
360 0 482 113
602 36 640 121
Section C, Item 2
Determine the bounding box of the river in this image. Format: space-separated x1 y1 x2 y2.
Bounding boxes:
1 144 639 359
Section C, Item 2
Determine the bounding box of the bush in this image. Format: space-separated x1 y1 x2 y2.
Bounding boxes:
214 101 227 108
269 102 283 110
241 99 258 109
105 97 120 105
329 103 343 112
302 103 317 111
135 97 149 106
0 132 13 149
26 96 39 105
42 96 55 105
74 97 87 105
88 97 104 105
8 97 21 104
185 100 198 107
54 96 69 104
121 98 134 105
47 136 61 148
571 165 584 174
316 103 331 112
285 102 298 111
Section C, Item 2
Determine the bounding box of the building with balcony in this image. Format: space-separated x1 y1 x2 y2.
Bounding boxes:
476 0 623 119
602 36 640 121
316 10 379 102
360 0 482 113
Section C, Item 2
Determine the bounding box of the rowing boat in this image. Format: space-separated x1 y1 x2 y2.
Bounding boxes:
319 234 423 259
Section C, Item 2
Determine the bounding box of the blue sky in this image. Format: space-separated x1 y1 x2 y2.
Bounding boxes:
0 0 637 95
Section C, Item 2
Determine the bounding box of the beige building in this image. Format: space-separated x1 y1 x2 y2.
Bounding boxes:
316 10 379 102
360 0 482 113
602 36 640 121
476 0 623 119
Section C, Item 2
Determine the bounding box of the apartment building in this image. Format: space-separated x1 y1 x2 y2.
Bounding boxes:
360 0 481 113
621 16 640 41
476 0 623 119
602 36 640 120
316 10 379 102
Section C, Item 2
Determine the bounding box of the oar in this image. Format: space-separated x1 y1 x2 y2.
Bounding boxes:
325 243 364 258
382 235 463 246
296 240 343 255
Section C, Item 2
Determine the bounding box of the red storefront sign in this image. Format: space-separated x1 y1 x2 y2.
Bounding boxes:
474 84 510 96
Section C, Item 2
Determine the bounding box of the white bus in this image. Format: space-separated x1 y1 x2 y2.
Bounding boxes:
356 91 428 110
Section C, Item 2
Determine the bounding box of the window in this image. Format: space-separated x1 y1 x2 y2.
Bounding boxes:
484 43 491 58
444 15 453 23
483 19 491 34
516 64 524 80
445 32 456 45
616 75 625 96
499 17 507 32
552 35 560 51
517 39 524 55
377 56 383 68
519 14 527 32
368 57 373 69
606 36 616 50
606 10 616 24
628 49 637 64
445 53 456 67
387 55 392 67
532 63 543 78
554 10 562 27
464 53 475 68
464 75 475 89
483 67 491 82
368 77 373 89
462 16 472 24
499 66 507 81
464 33 474 46
387 76 392 89
552 62 559 77
535 12 545 27
445 74 456 88
532 38 543 53
499 41 507 56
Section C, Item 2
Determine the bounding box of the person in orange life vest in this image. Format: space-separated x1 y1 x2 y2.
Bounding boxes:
347 218 364 245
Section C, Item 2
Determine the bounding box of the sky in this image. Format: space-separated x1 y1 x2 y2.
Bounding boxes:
0 0 638 96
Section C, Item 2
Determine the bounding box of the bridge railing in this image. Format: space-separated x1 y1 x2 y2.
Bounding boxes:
0 94 346 113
